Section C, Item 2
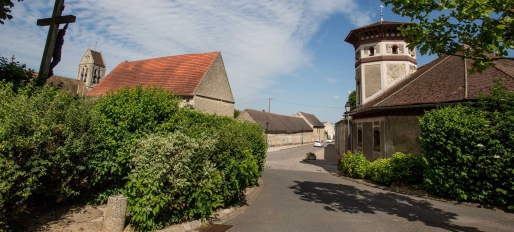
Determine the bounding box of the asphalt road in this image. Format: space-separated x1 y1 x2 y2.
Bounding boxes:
222 148 514 232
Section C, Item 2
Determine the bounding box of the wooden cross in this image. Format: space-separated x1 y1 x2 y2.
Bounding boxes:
10 55 15 63
36 0 76 85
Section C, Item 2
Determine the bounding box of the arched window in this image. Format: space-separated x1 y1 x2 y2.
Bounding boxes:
369 47 375 56
373 129 381 151
392 45 398 54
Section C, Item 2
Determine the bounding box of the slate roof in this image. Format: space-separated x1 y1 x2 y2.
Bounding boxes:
90 50 105 67
87 51 219 96
298 112 325 128
350 54 514 115
244 109 312 134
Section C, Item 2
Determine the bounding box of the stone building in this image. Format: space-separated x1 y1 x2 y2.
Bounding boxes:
87 51 235 117
237 109 313 147
323 122 335 140
294 112 325 142
76 48 106 91
46 74 89 96
338 21 514 161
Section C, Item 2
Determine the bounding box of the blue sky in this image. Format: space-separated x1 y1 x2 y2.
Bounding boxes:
0 0 483 123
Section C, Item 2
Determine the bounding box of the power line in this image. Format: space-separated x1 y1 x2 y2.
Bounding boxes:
234 99 268 106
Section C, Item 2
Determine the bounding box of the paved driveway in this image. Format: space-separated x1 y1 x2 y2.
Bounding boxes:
265 143 340 174
224 169 514 232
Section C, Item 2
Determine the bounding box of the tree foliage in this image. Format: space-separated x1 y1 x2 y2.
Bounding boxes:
0 0 23 24
234 109 241 118
348 90 356 109
420 79 514 209
382 0 514 72
0 56 34 88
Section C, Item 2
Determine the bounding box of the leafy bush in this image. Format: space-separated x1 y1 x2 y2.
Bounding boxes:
87 85 180 202
0 56 34 89
0 83 100 229
390 152 424 184
159 109 266 204
420 80 514 209
339 152 369 179
367 158 394 185
125 132 223 231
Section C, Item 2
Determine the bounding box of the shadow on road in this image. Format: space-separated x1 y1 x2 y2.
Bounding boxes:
289 180 482 232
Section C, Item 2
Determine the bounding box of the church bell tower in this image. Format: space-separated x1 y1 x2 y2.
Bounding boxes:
77 48 106 90
344 21 418 106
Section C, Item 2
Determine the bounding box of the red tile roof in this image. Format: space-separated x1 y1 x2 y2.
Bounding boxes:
350 55 514 115
87 51 219 96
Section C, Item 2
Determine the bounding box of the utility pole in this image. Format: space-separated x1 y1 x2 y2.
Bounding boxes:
268 98 271 113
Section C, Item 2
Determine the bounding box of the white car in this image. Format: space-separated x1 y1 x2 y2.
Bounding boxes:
314 140 323 147
326 139 333 143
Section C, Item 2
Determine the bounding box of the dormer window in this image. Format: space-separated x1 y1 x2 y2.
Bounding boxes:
369 47 375 56
392 45 398 54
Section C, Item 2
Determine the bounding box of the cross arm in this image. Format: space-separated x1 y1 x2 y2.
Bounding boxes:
37 15 76 26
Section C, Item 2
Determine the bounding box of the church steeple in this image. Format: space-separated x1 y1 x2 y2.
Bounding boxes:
77 48 106 90
345 21 417 106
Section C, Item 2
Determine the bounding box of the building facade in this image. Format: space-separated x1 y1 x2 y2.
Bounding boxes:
87 51 235 117
237 109 313 147
294 111 325 142
339 21 514 161
76 48 106 90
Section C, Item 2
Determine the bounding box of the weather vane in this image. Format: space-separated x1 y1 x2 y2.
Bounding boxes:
380 4 384 23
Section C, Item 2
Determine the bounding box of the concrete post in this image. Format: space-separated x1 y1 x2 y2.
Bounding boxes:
102 195 128 232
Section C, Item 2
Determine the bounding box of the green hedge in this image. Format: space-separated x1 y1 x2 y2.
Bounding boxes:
87 86 180 202
0 83 268 230
420 81 514 209
339 152 424 186
0 83 100 229
367 158 394 185
339 152 369 179
125 132 223 231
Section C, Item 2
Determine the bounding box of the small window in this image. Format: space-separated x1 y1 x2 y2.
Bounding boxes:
358 129 363 146
369 47 375 56
373 129 380 151
392 45 398 54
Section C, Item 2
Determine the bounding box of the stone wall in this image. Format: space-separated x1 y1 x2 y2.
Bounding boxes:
193 95 234 117
334 119 349 157
266 132 315 147
385 115 422 156
386 63 407 85
195 54 234 102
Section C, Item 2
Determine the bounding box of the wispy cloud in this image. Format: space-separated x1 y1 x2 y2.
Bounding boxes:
327 78 338 83
1 0 373 103
333 95 340 99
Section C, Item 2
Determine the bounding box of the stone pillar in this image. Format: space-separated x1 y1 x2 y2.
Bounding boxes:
102 195 128 232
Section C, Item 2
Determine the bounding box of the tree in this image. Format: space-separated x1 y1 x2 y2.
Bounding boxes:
234 109 241 118
348 90 356 109
382 0 514 72
0 56 34 88
0 0 23 24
